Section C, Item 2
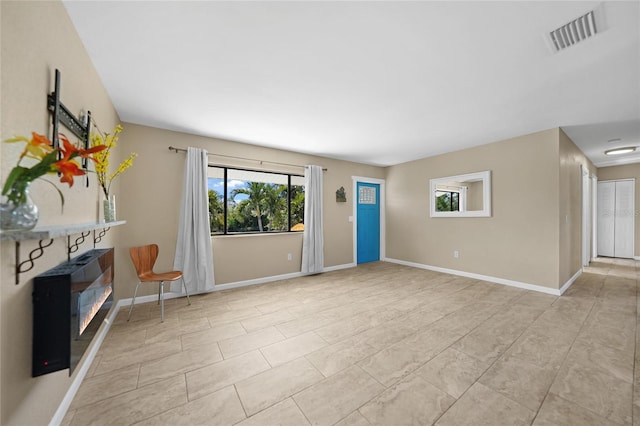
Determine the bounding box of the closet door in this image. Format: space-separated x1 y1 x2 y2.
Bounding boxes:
614 180 634 258
597 181 615 257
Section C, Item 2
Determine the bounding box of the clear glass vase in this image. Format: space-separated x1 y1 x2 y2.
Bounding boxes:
0 184 39 231
103 194 116 223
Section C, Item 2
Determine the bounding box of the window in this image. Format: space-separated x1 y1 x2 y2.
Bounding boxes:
435 190 460 212
207 166 305 235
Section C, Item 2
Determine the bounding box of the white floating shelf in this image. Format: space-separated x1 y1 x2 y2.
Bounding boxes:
1 221 126 285
0 221 126 241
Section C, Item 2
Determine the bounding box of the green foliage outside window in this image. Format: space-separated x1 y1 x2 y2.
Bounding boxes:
436 191 459 212
207 167 304 234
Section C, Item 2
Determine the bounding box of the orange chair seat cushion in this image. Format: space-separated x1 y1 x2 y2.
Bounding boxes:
139 271 183 282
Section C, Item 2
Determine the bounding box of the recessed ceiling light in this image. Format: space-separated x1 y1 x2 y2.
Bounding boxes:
604 147 636 156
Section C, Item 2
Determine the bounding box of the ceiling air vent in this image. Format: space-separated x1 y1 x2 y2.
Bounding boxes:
549 10 598 52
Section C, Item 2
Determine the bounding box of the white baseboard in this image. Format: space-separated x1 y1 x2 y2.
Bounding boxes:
49 303 120 426
323 262 356 272
559 269 582 295
211 263 356 292
384 257 568 296
114 263 359 310
593 256 640 261
213 271 305 292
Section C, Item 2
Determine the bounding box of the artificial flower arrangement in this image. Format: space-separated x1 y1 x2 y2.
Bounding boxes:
2 132 106 209
90 124 137 199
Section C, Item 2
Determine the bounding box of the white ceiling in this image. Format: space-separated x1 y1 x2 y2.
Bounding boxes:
63 1 640 167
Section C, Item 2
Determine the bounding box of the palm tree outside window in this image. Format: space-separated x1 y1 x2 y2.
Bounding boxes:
207 166 304 234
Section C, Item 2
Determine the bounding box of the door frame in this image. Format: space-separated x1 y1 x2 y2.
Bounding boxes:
581 165 590 267
615 178 636 259
591 174 598 261
597 178 636 259
352 176 386 265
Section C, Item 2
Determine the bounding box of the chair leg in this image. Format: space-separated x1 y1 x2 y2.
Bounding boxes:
160 280 165 322
182 277 191 306
128 281 142 321
157 283 161 305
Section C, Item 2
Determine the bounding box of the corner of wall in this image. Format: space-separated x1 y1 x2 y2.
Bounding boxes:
557 129 596 287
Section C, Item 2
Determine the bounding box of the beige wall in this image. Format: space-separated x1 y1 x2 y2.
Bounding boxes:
1 1 120 424
117 123 385 293
386 129 562 289
558 129 597 285
212 233 302 284
598 163 640 258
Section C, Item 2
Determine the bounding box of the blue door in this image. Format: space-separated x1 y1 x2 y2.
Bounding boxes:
357 182 380 264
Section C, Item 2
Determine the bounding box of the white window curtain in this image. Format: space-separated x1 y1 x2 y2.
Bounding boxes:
301 165 324 274
173 147 215 294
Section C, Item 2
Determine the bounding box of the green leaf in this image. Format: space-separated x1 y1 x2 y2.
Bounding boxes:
2 166 28 196
39 178 65 213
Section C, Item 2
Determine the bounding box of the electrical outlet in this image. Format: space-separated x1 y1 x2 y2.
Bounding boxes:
453 250 459 258
287 253 292 261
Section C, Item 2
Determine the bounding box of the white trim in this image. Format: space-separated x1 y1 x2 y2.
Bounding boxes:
635 256 640 261
628 179 636 259
121 263 357 306
198 263 357 292
591 174 598 262
323 263 356 272
559 269 582 295
49 303 119 426
120 291 189 306
213 271 305 291
581 165 590 267
383 257 577 296
598 178 636 184
352 176 386 264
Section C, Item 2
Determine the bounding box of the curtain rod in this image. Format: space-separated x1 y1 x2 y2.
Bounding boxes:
168 146 327 171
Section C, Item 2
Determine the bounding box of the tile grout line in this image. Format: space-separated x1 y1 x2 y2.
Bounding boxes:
232 384 250 421
533 273 636 424
436 304 548 423
526 298 598 425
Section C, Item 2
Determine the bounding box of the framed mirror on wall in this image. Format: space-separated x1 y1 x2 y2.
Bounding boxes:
430 170 492 217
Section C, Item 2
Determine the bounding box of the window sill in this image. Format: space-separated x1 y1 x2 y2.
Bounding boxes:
211 231 303 239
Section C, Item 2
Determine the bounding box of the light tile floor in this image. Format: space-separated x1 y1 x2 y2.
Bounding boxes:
63 257 639 426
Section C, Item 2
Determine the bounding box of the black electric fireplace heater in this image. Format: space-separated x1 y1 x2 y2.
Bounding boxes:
32 248 114 377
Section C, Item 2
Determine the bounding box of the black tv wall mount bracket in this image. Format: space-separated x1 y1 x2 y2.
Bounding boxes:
47 68 92 186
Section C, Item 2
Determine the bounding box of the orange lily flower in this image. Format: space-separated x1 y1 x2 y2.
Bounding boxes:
78 144 107 160
5 132 54 161
58 134 106 161
58 134 79 161
54 158 85 187
26 132 54 160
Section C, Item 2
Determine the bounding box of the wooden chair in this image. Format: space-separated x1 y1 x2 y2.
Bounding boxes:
129 244 191 322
